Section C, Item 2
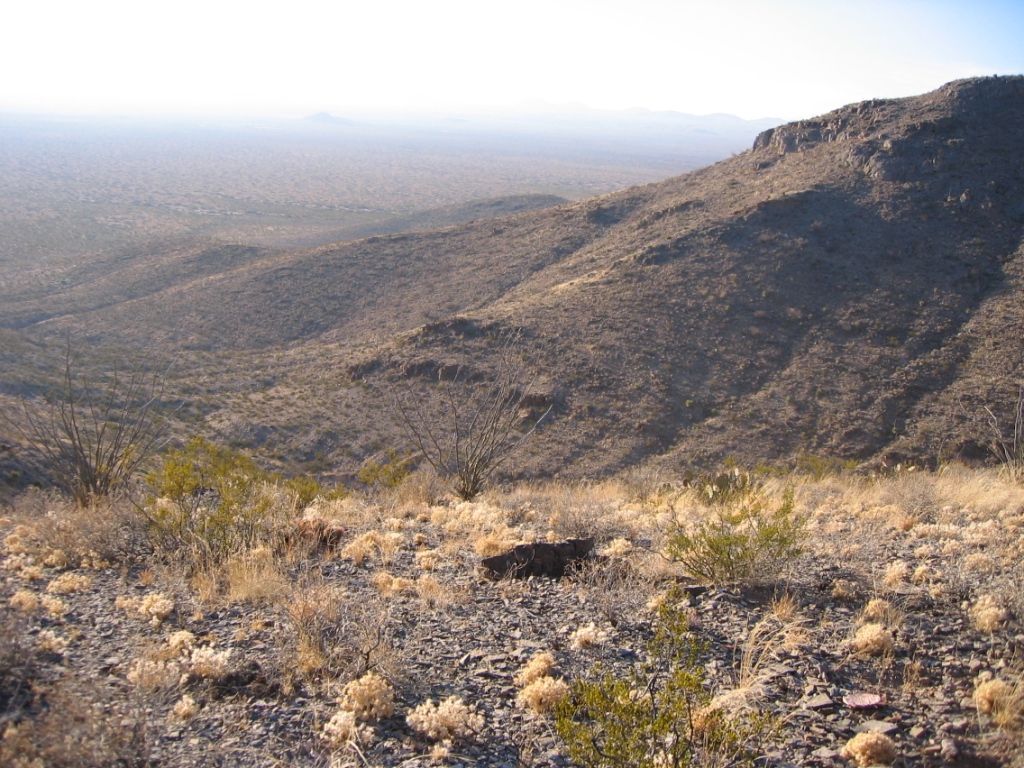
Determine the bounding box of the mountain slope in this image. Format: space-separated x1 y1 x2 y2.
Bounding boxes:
7 77 1024 477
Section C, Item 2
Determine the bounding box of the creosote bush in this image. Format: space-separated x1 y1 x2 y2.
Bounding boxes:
554 591 773 767
664 488 805 584
144 437 294 562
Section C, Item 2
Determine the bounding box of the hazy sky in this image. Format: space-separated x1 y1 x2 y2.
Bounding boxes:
4 0 1022 120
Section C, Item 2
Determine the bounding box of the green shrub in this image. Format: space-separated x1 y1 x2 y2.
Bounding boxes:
356 449 412 491
554 593 772 767
144 437 277 560
794 453 858 480
664 489 805 584
281 475 348 508
680 469 760 506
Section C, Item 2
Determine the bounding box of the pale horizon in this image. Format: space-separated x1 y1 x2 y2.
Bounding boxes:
3 0 1023 123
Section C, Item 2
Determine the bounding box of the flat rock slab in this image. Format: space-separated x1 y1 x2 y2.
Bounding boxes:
479 538 595 579
855 720 899 735
803 694 835 709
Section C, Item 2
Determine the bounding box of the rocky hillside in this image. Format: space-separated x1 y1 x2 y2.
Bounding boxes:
4 77 1024 480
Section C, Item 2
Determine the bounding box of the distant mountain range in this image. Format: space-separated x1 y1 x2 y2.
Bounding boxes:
3 77 1023 483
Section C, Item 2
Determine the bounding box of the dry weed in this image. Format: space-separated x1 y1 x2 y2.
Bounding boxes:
407 696 483 742
516 676 568 714
840 731 897 767
569 622 609 650
338 671 394 720
45 572 91 594
970 594 1009 632
8 590 38 612
514 652 557 687
851 623 894 656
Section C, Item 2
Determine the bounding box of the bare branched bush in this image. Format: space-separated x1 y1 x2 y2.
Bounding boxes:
2 342 172 505
389 330 552 500
984 384 1024 483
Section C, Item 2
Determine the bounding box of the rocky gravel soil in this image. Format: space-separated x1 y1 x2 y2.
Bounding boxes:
2 483 1023 768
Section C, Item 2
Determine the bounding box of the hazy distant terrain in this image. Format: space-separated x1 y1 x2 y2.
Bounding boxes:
0 107 779 270
4 80 1023 485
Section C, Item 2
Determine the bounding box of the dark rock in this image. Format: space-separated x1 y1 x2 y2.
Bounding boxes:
479 538 595 579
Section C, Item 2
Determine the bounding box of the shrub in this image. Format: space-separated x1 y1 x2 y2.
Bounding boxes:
357 449 412 491
851 623 894 656
514 652 557 687
554 595 772 768
407 696 483 742
663 489 805 584
839 731 897 767
389 329 551 500
680 468 761 505
338 671 394 721
282 475 347 508
145 437 278 561
1 341 171 505
517 676 569 714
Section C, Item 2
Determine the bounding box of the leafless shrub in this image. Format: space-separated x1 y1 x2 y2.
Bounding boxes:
1 341 173 505
389 330 552 500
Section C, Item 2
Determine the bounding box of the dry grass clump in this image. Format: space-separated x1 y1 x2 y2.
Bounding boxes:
514 652 556 687
415 550 438 570
172 694 198 721
341 529 406 565
569 622 610 650
19 564 43 581
36 629 68 654
516 676 568 714
600 537 634 558
225 548 289 603
406 696 483 742
140 593 175 627
8 589 38 612
338 671 394 720
185 646 232 681
45 572 91 594
473 529 517 557
963 552 996 573
851 623 895 656
414 574 450 607
860 598 899 626
881 561 909 589
970 595 1009 632
167 630 196 654
40 595 67 617
116 592 175 626
974 677 1023 727
371 571 415 597
322 708 372 748
341 530 382 565
839 731 897 767
126 657 180 691
831 579 858 601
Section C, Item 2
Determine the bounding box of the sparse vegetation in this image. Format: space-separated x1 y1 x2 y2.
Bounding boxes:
2 343 171 505
554 594 772 767
2 464 1024 766
390 329 552 500
663 487 805 584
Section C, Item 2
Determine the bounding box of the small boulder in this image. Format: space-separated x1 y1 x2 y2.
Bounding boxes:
479 538 595 580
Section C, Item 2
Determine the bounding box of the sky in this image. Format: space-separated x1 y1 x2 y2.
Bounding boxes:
3 0 1023 121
